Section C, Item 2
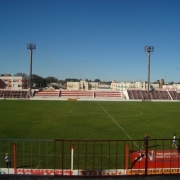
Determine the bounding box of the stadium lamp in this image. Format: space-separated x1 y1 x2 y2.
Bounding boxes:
144 46 154 93
27 43 36 50
27 43 36 98
144 46 154 52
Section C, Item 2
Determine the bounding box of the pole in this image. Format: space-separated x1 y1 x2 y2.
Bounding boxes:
71 144 74 172
125 144 129 172
13 143 17 174
27 43 36 98
29 49 32 97
147 52 150 93
145 140 148 175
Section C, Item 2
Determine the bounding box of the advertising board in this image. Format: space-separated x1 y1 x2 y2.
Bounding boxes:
130 150 180 169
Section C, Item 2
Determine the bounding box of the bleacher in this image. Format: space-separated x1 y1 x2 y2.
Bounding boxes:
2 89 179 101
127 90 176 100
33 90 122 99
0 90 28 98
141 90 150 99
60 90 94 97
33 90 60 97
127 90 141 99
151 91 159 99
95 91 121 98
169 90 180 100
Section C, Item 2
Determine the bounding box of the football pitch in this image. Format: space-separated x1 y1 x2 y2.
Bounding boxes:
0 100 180 169
1 100 180 140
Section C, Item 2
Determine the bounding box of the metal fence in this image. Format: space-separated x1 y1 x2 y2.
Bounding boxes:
0 138 180 176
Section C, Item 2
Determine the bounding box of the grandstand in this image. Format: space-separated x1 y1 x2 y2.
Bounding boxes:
33 90 122 99
60 90 94 97
33 90 60 98
1 89 180 101
127 89 180 100
95 91 121 98
0 89 28 98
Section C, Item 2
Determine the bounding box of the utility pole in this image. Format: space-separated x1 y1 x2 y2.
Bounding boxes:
27 43 36 97
144 46 154 93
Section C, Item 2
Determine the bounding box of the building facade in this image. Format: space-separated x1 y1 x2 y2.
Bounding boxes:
111 81 146 91
67 80 99 90
111 81 163 91
0 74 28 90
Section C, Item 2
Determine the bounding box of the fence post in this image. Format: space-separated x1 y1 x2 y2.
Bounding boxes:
145 140 148 175
126 144 129 172
71 144 74 171
62 140 64 176
13 143 17 174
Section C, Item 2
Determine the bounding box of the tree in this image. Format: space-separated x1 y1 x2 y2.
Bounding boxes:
45 76 58 84
29 74 45 88
169 81 174 85
0 74 11 76
94 79 101 82
65 78 80 82
14 73 27 77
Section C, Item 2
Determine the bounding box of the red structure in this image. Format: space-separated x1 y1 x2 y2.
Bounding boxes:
130 150 180 169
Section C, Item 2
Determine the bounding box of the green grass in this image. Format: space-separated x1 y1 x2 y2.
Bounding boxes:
1 100 179 139
0 100 180 169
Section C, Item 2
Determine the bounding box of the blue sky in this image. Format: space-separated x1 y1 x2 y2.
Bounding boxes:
1 0 180 82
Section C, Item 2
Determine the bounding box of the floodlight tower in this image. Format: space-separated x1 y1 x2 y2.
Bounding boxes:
27 43 36 97
144 46 154 93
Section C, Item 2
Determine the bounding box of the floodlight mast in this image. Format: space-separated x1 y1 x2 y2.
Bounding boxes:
27 43 36 97
144 46 154 93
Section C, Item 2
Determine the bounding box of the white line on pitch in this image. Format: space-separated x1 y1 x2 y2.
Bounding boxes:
36 160 41 169
97 102 139 148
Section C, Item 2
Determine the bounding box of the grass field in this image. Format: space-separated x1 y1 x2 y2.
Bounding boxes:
1 100 180 140
0 100 180 169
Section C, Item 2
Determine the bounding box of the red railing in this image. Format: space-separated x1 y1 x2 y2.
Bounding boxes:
53 139 180 176
1 138 180 176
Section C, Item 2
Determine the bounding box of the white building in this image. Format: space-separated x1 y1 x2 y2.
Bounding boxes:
111 81 162 91
111 81 145 91
67 80 99 90
0 74 28 90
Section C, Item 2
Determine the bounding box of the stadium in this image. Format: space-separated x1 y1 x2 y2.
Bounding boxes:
0 48 180 178
0 79 180 179
1 0 180 179
0 73 180 101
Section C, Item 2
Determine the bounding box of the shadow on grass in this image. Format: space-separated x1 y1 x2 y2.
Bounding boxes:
148 144 162 148
17 164 34 168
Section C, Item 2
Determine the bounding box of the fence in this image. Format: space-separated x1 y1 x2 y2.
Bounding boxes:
0 138 180 176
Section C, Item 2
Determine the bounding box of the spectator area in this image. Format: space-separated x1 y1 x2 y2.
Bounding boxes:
168 90 180 100
1 89 179 101
0 90 28 98
127 90 180 100
60 90 93 97
33 90 122 98
33 90 60 97
95 91 121 98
